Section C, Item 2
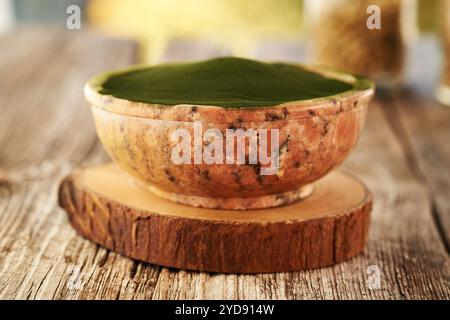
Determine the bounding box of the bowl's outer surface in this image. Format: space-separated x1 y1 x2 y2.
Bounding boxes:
90 93 371 199
86 63 374 206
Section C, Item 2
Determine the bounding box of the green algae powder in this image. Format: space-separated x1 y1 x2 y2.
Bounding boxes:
96 57 355 108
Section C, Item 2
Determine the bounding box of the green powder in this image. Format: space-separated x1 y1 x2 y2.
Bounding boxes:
95 57 361 108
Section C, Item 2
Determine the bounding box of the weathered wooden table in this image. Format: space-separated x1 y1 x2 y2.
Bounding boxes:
0 30 448 299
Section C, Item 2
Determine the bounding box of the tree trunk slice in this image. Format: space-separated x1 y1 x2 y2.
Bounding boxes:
0 169 9 186
58 163 372 273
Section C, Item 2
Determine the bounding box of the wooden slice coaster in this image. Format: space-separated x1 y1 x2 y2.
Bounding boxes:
58 163 372 273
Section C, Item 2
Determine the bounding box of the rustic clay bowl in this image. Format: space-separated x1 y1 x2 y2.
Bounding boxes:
85 64 374 210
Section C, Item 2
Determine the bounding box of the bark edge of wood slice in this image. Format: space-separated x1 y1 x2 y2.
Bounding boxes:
58 163 372 273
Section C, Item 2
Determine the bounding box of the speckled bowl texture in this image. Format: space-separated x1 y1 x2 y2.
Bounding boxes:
85 65 374 210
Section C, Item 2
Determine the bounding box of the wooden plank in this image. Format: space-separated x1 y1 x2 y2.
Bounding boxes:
152 100 450 300
1 32 448 299
0 29 164 300
383 94 450 251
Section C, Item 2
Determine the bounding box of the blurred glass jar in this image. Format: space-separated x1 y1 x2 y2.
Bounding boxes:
437 0 450 105
304 0 417 89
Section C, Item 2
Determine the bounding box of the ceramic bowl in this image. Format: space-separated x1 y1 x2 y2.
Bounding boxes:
85 65 374 210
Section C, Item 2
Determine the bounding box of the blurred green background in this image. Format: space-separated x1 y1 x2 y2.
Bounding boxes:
2 0 443 62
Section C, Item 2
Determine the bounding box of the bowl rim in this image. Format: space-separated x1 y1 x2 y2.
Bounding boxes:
85 62 375 123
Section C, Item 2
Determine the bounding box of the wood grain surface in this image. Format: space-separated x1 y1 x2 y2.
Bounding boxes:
58 164 371 273
0 29 449 299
